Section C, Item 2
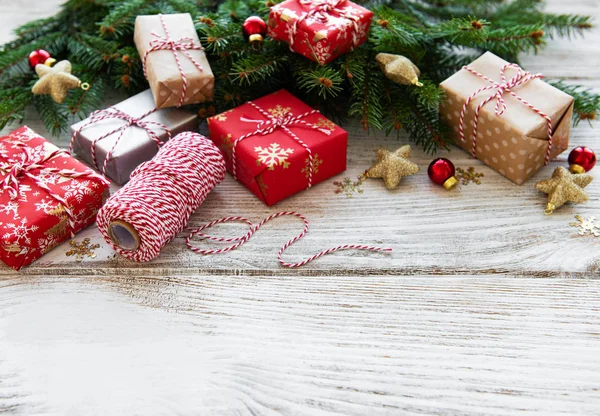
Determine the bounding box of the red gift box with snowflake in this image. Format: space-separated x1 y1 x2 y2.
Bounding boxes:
268 0 373 65
0 126 110 270
208 89 347 206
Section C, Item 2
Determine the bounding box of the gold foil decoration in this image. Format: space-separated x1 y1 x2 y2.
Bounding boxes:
363 145 419 190
66 238 100 262
376 53 423 87
32 60 89 104
570 215 600 237
535 166 593 215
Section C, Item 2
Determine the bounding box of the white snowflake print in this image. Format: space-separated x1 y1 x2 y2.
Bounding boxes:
3 218 39 245
61 180 93 203
35 198 56 213
312 41 332 65
12 126 40 142
255 143 294 170
0 201 20 219
35 171 60 187
354 21 370 42
37 235 60 255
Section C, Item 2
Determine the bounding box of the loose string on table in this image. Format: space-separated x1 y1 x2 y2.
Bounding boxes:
233 101 331 189
70 107 170 177
142 13 205 107
97 132 226 262
289 0 361 52
1 141 109 236
187 211 392 268
459 63 554 165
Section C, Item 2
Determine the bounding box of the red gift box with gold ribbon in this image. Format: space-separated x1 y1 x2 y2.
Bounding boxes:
0 126 110 270
207 90 348 206
268 0 373 65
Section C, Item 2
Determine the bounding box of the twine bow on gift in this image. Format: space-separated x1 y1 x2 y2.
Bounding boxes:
142 13 205 107
459 63 554 165
232 101 332 189
0 142 109 236
289 0 360 52
70 107 171 177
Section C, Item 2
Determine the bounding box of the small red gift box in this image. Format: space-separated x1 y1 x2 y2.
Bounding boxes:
208 90 348 206
0 126 110 270
268 0 373 65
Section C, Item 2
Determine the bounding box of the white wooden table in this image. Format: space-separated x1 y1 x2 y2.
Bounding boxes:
1 1 600 414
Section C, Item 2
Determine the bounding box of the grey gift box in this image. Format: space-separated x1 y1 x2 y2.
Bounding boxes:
70 90 198 185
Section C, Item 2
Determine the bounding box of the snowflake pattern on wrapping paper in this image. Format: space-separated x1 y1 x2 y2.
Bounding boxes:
302 154 323 179
219 134 234 159
255 143 294 170
35 198 56 213
37 235 61 255
310 41 332 65
61 180 94 203
3 218 39 245
0 201 20 219
317 117 336 131
570 215 600 237
268 105 292 118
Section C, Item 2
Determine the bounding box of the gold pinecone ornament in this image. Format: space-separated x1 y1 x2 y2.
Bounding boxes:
376 53 423 87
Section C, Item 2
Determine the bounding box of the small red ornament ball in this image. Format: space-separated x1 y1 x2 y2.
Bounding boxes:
428 158 459 190
242 16 268 45
28 49 53 69
568 146 596 174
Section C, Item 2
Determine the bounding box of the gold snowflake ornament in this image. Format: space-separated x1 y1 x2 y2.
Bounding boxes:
570 215 600 237
66 238 100 262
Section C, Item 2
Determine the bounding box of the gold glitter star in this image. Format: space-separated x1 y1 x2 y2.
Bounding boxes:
536 166 593 215
365 145 419 190
31 60 84 104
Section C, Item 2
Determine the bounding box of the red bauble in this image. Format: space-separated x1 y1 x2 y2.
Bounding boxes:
242 16 268 46
568 146 596 174
28 49 54 69
428 158 458 190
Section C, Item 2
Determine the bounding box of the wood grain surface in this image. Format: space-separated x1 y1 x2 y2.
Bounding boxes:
1 0 600 415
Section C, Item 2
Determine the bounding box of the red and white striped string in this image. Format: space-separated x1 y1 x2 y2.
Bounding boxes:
142 14 205 107
459 63 554 165
232 101 331 189
97 132 226 262
70 107 170 177
0 142 109 235
187 211 392 268
289 0 360 52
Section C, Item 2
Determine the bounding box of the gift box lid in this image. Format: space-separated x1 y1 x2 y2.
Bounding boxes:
273 0 372 34
441 52 574 141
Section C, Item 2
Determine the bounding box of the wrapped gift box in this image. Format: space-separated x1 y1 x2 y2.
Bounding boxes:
440 52 574 185
268 0 373 65
0 126 110 270
70 89 198 185
208 89 347 205
134 13 214 108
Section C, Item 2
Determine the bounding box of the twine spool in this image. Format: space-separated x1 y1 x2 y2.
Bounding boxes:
97 132 226 262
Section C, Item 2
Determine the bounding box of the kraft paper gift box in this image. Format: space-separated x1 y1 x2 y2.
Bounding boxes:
268 0 373 65
70 89 198 185
0 126 110 270
134 13 214 108
440 52 574 185
208 89 348 205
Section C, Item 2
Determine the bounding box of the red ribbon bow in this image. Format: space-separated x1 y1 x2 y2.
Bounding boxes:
1 141 109 236
459 63 554 165
70 107 171 178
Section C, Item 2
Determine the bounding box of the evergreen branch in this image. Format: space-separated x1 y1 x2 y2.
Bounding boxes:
295 65 344 98
549 81 600 126
32 95 70 136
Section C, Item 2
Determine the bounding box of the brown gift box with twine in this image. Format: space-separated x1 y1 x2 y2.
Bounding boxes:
440 52 574 185
134 13 214 109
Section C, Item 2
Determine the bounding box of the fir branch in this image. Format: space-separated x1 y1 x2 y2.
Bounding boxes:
295 65 344 99
32 95 70 136
0 86 31 130
549 81 600 126
230 54 289 85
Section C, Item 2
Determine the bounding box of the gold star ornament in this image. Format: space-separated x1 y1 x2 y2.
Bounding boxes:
31 60 89 104
363 145 420 190
536 166 593 215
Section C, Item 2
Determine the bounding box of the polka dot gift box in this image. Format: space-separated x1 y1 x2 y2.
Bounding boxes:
440 52 574 185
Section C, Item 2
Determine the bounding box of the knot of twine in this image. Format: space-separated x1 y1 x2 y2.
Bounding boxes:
187 212 392 268
70 107 171 178
459 63 554 164
289 0 360 51
1 141 109 236
233 101 331 190
142 14 205 107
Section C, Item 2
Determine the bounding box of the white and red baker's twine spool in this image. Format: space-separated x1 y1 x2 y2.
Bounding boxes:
97 132 226 262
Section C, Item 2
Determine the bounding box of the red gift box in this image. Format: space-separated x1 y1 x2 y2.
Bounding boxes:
0 126 110 270
268 0 373 65
208 89 348 206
